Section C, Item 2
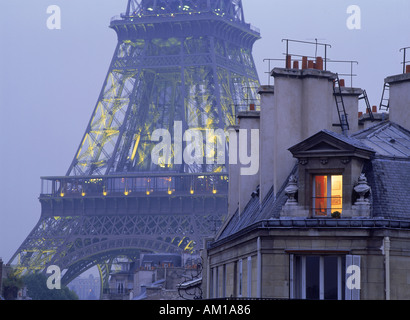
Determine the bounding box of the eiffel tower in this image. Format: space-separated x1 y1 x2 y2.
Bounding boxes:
9 0 260 293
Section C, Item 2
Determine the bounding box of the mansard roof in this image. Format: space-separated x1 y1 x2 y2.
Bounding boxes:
351 121 410 159
215 121 410 243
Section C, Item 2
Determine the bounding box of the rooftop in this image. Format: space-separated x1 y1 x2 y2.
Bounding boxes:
352 121 410 159
215 120 410 244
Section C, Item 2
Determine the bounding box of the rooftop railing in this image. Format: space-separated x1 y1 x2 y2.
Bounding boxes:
400 47 410 74
262 39 359 87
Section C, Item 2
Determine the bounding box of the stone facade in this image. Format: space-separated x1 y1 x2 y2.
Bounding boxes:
205 224 410 300
204 55 410 300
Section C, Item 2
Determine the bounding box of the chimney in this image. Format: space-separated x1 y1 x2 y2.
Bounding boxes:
302 56 308 70
286 55 292 69
227 125 240 218
227 110 260 217
406 65 410 73
315 57 324 70
236 111 260 215
333 86 363 133
269 67 336 195
258 85 275 201
384 72 410 131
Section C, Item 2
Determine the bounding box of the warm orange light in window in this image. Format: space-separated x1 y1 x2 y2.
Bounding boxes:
331 175 343 214
314 175 327 216
313 175 343 216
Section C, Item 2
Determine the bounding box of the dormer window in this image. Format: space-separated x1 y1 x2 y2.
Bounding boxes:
287 130 375 219
312 175 343 217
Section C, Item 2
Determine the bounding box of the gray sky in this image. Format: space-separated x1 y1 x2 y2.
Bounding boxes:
0 0 409 263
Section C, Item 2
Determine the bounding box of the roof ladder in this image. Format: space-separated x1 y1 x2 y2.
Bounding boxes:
333 74 350 134
379 82 390 111
359 89 375 122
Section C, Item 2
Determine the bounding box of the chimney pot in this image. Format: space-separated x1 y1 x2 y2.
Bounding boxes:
358 111 363 118
315 57 324 70
286 55 292 69
249 103 255 111
372 105 377 113
406 65 410 74
293 60 299 69
308 60 314 69
339 79 345 87
302 56 308 69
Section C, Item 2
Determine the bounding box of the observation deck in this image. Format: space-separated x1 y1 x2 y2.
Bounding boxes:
39 173 228 217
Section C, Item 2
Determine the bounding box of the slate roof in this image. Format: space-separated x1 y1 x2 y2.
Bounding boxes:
364 158 410 220
215 121 410 242
352 121 410 158
217 165 297 240
321 129 375 153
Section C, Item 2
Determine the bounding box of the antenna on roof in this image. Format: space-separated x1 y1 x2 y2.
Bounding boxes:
306 38 327 58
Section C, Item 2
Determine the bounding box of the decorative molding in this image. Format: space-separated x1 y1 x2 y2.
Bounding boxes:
299 159 308 166
284 175 298 204
354 173 371 203
320 158 329 165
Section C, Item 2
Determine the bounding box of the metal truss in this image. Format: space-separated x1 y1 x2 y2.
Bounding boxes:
10 197 225 284
125 0 245 23
67 0 260 176
10 0 259 297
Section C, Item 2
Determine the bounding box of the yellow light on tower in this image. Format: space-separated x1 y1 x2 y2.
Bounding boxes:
168 189 172 195
146 190 150 195
212 189 217 194
103 191 107 196
190 189 194 195
81 191 86 197
124 190 129 196
60 192 65 197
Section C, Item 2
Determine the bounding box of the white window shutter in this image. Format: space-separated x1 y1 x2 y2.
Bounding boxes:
352 255 361 300
345 255 361 300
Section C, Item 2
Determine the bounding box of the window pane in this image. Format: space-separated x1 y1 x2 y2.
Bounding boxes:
294 256 302 299
314 176 327 216
306 256 319 300
324 256 338 300
331 175 343 215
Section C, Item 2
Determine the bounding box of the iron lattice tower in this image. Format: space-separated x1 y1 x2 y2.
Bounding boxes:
68 0 260 176
9 0 260 294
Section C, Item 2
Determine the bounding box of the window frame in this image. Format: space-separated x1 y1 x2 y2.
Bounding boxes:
310 171 344 217
290 254 346 300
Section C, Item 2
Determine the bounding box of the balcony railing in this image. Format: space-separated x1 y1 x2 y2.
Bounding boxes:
40 172 228 198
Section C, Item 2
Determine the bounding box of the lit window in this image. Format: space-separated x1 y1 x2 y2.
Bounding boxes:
312 175 343 216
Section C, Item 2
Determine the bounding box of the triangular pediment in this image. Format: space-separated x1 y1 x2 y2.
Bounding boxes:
306 141 342 152
288 130 375 159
